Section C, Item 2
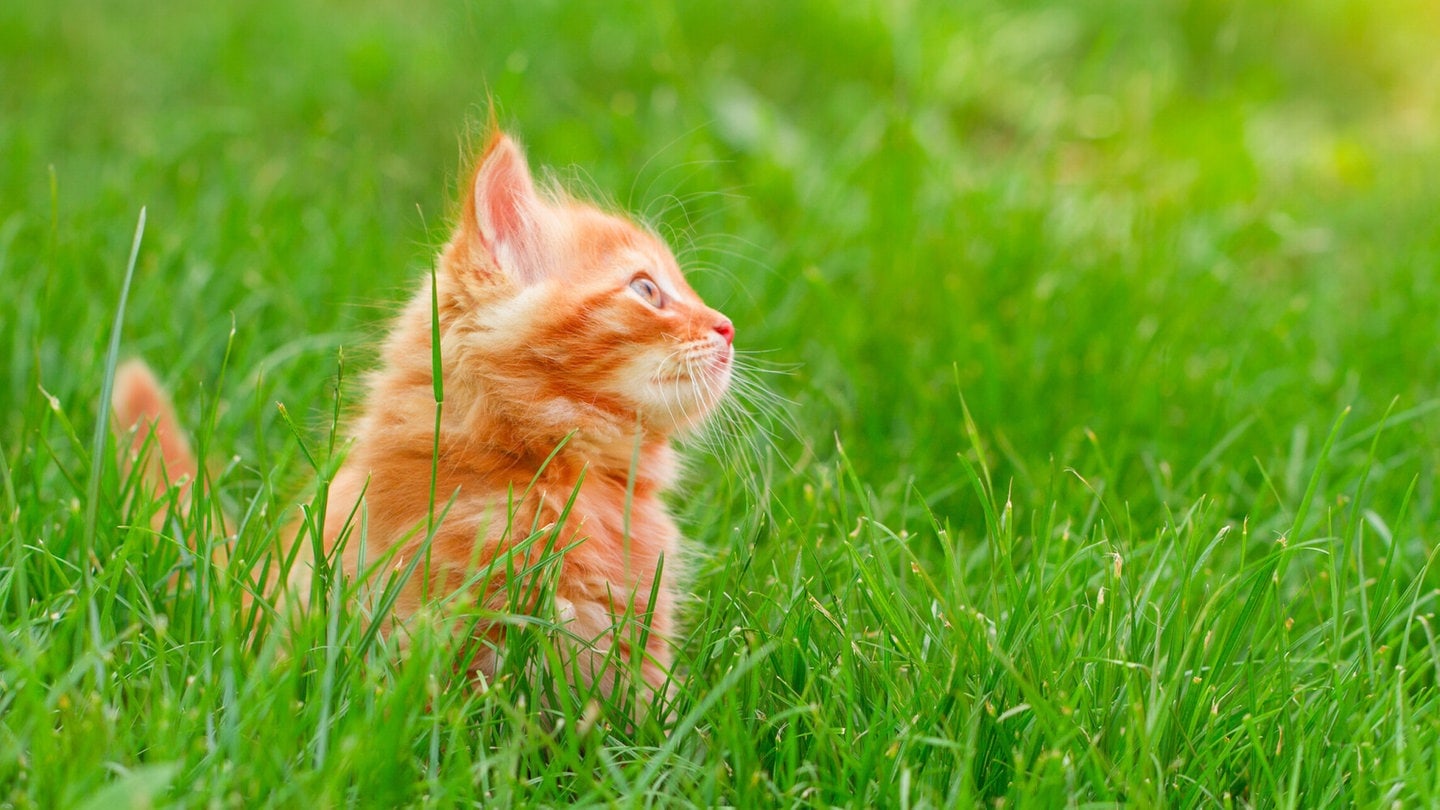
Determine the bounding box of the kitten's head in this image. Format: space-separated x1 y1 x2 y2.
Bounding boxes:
439 131 734 440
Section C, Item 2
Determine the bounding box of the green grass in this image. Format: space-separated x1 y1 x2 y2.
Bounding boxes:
4 0 1440 806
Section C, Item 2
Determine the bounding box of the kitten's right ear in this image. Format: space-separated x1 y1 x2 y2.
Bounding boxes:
470 132 551 286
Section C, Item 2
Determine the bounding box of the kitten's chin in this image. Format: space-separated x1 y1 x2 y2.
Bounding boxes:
611 343 732 434
634 368 731 435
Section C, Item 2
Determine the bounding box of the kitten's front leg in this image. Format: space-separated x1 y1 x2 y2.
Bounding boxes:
558 589 676 722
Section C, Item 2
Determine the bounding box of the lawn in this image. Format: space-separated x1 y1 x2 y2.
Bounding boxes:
3 0 1440 806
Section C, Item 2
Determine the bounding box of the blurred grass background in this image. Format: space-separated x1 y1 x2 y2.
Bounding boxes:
6 0 1439 503
4 0 1440 805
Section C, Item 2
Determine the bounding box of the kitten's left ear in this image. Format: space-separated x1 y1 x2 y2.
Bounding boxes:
470 133 552 285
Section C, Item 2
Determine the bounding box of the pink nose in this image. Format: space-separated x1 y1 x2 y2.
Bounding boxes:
714 320 735 346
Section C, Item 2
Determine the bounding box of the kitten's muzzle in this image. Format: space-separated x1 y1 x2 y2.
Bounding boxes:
713 319 735 347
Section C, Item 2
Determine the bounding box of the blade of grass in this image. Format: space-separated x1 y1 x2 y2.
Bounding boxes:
81 206 146 682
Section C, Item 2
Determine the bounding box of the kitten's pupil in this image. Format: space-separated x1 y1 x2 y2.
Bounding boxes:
629 275 665 308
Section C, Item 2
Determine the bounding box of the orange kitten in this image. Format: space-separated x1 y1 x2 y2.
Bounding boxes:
115 129 735 705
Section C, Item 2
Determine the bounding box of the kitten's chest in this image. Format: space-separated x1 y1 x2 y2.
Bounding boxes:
537 478 678 565
337 443 680 583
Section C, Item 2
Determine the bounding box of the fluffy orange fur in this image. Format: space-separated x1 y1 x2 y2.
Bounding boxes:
115 130 735 702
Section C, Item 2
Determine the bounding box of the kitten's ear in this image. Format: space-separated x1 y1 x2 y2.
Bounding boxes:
470 133 551 285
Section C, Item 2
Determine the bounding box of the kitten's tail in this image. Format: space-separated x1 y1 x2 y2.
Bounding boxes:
112 359 200 503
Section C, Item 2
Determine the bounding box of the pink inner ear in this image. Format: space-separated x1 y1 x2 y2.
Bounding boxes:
473 135 557 286
476 136 541 257
479 145 528 248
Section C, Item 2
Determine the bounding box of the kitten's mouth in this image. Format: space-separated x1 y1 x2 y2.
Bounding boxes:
653 345 732 385
650 363 730 392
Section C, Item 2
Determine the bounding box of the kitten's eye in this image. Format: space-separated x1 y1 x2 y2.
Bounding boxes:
629 275 665 308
